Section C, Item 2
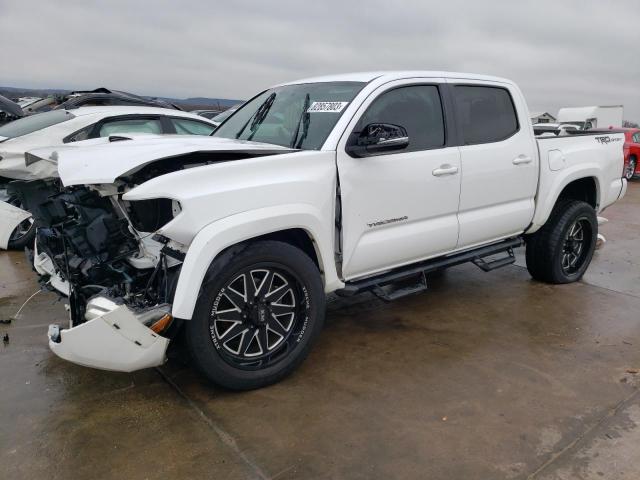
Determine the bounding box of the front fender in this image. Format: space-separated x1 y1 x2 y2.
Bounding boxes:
170 204 342 319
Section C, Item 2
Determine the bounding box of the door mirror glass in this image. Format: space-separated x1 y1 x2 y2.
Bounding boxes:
347 123 409 157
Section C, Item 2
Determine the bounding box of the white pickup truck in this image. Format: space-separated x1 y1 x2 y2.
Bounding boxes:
13 71 626 390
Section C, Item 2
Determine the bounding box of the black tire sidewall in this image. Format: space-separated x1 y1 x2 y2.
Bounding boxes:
549 203 597 283
8 219 36 250
7 196 35 250
186 240 325 390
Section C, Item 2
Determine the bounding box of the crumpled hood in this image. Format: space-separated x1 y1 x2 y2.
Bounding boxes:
27 135 295 186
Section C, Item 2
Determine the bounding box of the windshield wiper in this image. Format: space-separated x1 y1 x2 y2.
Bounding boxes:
290 93 310 149
235 92 276 140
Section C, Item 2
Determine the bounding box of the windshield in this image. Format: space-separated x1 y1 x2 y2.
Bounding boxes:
213 82 365 149
0 110 75 139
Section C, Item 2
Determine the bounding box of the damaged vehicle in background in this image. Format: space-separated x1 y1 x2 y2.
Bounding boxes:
0 106 217 250
0 94 24 126
20 88 182 116
16 97 43 109
11 71 627 390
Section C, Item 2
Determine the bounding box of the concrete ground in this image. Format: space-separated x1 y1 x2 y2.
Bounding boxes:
1 183 639 480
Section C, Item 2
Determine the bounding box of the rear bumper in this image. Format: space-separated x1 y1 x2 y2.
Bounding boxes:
48 297 170 372
618 178 628 200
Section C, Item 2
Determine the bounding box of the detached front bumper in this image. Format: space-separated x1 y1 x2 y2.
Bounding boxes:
48 297 170 372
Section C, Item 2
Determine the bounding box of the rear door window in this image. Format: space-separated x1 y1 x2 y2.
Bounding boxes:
170 118 216 135
0 110 75 139
452 86 519 145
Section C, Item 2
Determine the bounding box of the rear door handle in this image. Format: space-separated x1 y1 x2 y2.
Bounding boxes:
513 155 533 165
432 164 459 177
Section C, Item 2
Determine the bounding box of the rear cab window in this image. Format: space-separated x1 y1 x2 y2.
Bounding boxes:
452 86 519 145
0 110 75 139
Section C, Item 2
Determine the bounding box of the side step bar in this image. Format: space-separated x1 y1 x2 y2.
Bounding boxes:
472 247 516 272
337 237 524 298
371 272 428 301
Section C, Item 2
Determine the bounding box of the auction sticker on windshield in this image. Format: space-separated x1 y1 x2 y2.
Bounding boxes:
307 101 349 113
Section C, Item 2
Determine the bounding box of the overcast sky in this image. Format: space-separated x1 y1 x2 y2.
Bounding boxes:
1 0 639 121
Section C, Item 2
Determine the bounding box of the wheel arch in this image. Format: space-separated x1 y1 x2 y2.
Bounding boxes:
237 228 321 268
528 174 601 234
170 205 343 320
556 176 598 209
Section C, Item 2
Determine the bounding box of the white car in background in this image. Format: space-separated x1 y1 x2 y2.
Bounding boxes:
0 106 217 249
16 97 42 109
209 106 240 127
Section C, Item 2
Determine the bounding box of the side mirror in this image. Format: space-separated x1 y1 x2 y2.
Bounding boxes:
346 123 409 157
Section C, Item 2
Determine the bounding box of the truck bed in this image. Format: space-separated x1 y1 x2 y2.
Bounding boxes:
530 131 626 232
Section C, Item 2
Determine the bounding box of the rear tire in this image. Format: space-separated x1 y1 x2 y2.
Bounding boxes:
185 240 325 390
525 200 597 284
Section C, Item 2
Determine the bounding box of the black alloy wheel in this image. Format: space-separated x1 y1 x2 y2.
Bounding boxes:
210 265 304 370
186 240 325 390
560 217 591 275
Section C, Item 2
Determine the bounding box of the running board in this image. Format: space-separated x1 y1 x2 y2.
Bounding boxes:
337 237 523 298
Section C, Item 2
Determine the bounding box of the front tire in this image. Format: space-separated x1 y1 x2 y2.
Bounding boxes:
186 240 325 390
525 200 597 284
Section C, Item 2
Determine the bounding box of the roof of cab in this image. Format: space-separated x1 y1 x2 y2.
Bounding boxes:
278 71 514 87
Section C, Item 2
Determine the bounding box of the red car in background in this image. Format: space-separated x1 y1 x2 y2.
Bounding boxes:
623 128 640 180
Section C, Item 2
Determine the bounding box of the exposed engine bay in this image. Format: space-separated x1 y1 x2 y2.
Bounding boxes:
8 177 182 328
8 145 295 335
6 136 305 373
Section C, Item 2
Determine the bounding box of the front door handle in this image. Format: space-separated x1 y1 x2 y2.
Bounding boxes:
513 155 533 165
432 164 459 177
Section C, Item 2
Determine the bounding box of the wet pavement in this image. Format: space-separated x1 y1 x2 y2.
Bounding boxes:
1 183 639 480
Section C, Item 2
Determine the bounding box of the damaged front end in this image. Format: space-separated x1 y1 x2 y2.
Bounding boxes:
10 179 183 371
47 296 171 372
